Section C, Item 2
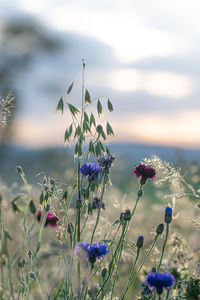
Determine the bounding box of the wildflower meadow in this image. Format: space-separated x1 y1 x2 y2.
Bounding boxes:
0 62 200 300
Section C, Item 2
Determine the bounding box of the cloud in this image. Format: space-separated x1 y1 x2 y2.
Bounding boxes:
110 109 200 148
108 69 194 99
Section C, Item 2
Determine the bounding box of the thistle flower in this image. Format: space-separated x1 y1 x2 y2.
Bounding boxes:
75 241 109 263
80 162 102 180
92 196 105 210
36 211 59 228
97 155 115 170
133 164 156 183
145 272 175 294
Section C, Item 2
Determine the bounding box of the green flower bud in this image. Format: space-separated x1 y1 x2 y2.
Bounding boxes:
136 236 144 248
137 189 143 197
20 258 26 267
76 199 82 209
101 268 107 278
29 200 36 214
16 166 23 174
123 209 132 221
29 272 36 280
96 125 103 134
67 223 74 234
156 223 164 235
27 249 33 259
140 177 147 185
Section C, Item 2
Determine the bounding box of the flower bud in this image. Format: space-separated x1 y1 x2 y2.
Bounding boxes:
165 207 172 224
20 258 26 267
16 166 23 174
151 267 156 273
89 256 96 264
156 224 164 235
67 223 74 234
137 189 143 197
50 178 55 186
45 203 50 212
29 200 36 214
136 236 144 248
140 177 147 185
96 125 103 134
120 212 125 220
101 268 107 279
76 199 82 209
27 249 33 259
29 272 36 280
123 209 132 221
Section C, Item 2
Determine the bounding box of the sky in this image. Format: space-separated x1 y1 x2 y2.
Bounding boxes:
1 0 200 149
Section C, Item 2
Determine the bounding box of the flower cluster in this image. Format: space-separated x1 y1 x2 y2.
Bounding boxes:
80 162 102 180
133 164 156 180
145 272 175 294
97 155 115 169
36 211 59 228
75 241 109 263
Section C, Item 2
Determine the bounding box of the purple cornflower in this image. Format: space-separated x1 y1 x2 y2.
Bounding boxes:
133 164 156 180
145 272 175 295
36 211 59 228
80 162 102 180
97 155 115 169
75 241 109 263
92 196 105 210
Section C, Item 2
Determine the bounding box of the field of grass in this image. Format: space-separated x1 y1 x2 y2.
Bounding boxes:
0 69 200 300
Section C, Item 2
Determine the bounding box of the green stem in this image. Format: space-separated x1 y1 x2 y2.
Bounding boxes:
110 243 124 299
121 248 140 299
165 290 170 300
157 223 169 271
93 222 121 277
96 222 127 299
90 180 105 243
125 234 159 292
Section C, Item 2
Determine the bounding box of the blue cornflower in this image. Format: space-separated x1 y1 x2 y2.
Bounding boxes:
80 162 102 180
145 272 175 294
75 241 109 263
165 206 172 224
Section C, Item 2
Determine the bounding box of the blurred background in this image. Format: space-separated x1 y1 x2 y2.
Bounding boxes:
0 0 200 184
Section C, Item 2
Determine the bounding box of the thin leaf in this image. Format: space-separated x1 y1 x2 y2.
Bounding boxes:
68 124 73 137
74 143 79 158
89 140 95 155
83 120 91 133
85 89 91 103
74 125 81 138
84 111 89 124
106 122 114 136
97 99 103 116
56 97 64 113
90 113 96 127
95 142 101 157
68 103 80 117
64 129 70 144
106 147 110 156
67 82 74 94
107 98 113 112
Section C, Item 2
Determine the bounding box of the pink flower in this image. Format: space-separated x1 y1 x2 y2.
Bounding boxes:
36 211 59 228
